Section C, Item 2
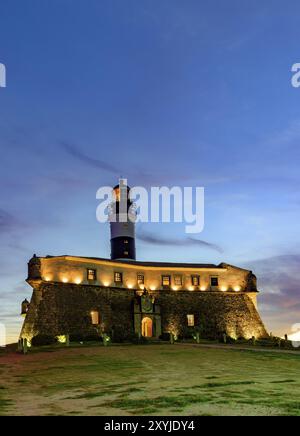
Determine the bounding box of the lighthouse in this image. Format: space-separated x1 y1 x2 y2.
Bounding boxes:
110 179 136 260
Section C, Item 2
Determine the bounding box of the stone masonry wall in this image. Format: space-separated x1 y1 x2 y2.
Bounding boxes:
21 283 267 341
156 290 267 339
21 283 135 341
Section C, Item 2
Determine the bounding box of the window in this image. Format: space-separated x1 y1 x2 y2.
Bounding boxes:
174 275 182 286
211 277 219 287
87 269 97 281
192 275 200 286
162 275 171 287
187 314 195 327
137 274 144 285
114 272 123 283
124 240 129 244
124 251 129 255
90 310 99 325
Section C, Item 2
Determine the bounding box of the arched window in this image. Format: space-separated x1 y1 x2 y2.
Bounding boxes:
142 317 153 337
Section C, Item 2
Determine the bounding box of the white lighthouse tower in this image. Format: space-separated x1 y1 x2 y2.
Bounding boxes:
109 179 136 261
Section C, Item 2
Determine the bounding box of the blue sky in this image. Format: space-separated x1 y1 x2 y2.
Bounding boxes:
1 0 300 342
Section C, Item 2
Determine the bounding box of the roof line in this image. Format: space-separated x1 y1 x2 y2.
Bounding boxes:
40 255 227 270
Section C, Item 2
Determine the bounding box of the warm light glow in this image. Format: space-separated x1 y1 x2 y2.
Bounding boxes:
103 281 110 287
127 283 133 289
200 286 206 291
150 286 156 291
187 314 195 327
221 286 228 292
142 317 153 337
227 330 237 340
113 187 120 202
172 286 178 291
57 335 67 344
189 286 194 291
90 311 99 325
139 284 145 290
74 278 82 285
234 286 241 292
62 277 68 283
44 276 51 282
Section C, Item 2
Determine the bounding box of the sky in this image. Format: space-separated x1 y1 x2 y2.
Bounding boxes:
0 0 300 343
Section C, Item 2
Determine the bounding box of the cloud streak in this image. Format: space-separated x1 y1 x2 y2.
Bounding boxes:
59 140 232 187
137 231 223 253
60 141 119 174
59 140 199 186
0 209 20 234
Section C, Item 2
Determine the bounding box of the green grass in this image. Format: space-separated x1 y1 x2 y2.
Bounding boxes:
0 388 12 415
1 344 300 415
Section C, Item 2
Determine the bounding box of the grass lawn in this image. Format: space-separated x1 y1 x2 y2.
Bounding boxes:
1 343 300 416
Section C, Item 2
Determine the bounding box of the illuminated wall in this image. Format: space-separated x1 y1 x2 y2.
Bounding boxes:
35 255 257 298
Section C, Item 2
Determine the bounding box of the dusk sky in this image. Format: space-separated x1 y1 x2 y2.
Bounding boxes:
1 0 300 343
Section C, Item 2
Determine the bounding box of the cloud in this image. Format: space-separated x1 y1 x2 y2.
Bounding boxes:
243 255 300 334
59 140 233 188
137 231 223 253
60 141 118 174
0 209 19 234
59 140 197 186
244 255 300 300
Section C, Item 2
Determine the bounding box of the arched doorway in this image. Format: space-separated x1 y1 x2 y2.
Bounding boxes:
142 317 153 337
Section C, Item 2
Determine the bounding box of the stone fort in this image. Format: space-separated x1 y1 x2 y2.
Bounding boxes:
20 181 267 342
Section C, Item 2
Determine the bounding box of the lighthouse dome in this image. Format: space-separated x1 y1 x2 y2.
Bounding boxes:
113 183 130 202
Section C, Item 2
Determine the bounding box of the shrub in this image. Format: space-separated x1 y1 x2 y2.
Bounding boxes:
83 333 102 342
236 337 249 344
69 333 84 342
159 332 171 341
31 334 57 346
218 335 236 344
256 337 280 347
181 326 195 340
111 327 135 343
69 333 101 342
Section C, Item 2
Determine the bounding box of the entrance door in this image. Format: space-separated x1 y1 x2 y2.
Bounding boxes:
142 317 153 337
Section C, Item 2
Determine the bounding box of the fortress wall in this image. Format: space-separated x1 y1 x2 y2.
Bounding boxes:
20 283 267 342
156 291 267 339
21 283 134 341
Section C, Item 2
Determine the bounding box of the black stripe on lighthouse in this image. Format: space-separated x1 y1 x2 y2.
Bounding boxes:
110 236 136 260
